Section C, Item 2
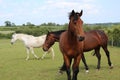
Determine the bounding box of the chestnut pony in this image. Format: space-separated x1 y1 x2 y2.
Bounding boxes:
43 30 113 73
54 10 84 80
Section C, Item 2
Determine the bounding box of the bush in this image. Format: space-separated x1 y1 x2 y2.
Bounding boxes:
0 33 13 39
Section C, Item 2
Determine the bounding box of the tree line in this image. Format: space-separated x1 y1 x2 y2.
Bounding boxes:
1 21 120 47
4 21 62 27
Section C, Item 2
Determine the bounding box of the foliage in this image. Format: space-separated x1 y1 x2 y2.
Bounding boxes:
83 23 120 47
4 21 12 26
0 22 120 47
4 21 16 27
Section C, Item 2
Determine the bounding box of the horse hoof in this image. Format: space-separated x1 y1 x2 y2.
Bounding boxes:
110 64 114 69
96 69 100 71
86 70 89 73
58 70 64 75
26 59 29 61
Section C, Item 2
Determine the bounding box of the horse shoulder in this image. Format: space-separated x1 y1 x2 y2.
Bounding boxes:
59 31 79 56
59 31 68 44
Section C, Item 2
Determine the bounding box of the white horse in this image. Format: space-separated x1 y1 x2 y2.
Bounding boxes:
11 33 55 60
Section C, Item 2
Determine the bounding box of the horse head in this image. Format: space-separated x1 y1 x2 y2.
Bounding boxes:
68 10 84 41
11 33 17 44
43 32 56 51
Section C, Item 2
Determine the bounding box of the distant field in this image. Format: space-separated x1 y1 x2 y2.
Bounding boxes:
0 39 120 80
0 31 15 34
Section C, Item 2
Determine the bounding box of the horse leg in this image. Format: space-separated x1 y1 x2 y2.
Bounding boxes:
30 47 39 59
72 54 82 80
102 45 113 69
41 51 47 59
26 47 30 60
81 53 89 73
49 48 55 60
59 59 72 74
59 62 66 74
95 47 101 70
63 54 72 80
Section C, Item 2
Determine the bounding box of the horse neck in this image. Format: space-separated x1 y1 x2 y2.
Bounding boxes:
39 35 46 40
68 30 78 43
36 35 46 44
67 24 75 41
16 34 27 42
67 25 84 44
53 34 60 42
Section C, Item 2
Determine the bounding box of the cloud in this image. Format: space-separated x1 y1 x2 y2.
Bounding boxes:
32 0 99 15
33 0 100 24
82 0 95 3
0 0 100 25
45 0 99 14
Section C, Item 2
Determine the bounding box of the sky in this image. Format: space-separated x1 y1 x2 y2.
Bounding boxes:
0 0 120 25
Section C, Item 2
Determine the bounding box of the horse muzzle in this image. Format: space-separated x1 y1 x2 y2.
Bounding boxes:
77 36 85 41
11 42 14 45
43 47 48 51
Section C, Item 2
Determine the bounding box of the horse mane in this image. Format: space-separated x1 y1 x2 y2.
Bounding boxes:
15 33 34 37
48 30 66 36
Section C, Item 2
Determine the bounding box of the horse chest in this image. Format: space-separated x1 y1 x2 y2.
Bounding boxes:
60 42 82 56
60 32 83 57
66 47 82 57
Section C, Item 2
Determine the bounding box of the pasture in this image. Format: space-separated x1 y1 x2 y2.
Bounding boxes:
0 39 120 80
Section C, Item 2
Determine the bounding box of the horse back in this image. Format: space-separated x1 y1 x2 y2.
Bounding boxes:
84 30 108 51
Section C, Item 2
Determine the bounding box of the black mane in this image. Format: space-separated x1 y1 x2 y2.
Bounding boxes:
51 30 66 36
47 30 66 38
69 10 79 20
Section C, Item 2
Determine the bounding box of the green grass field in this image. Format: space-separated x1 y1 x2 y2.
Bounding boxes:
0 39 120 80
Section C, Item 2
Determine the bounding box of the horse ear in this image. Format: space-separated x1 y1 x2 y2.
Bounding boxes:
79 10 83 17
71 10 75 14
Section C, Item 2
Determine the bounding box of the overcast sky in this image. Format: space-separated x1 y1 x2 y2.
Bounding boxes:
0 0 120 25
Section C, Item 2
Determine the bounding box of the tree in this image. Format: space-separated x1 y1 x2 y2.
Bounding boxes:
26 22 35 26
4 21 12 26
112 28 120 46
11 23 16 27
107 30 114 46
40 23 47 26
47 22 56 26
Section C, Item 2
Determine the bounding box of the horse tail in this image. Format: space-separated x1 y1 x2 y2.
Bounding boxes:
93 52 96 56
91 50 96 56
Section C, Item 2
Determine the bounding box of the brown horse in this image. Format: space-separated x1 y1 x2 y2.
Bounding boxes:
60 30 113 73
43 30 113 73
45 10 85 80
